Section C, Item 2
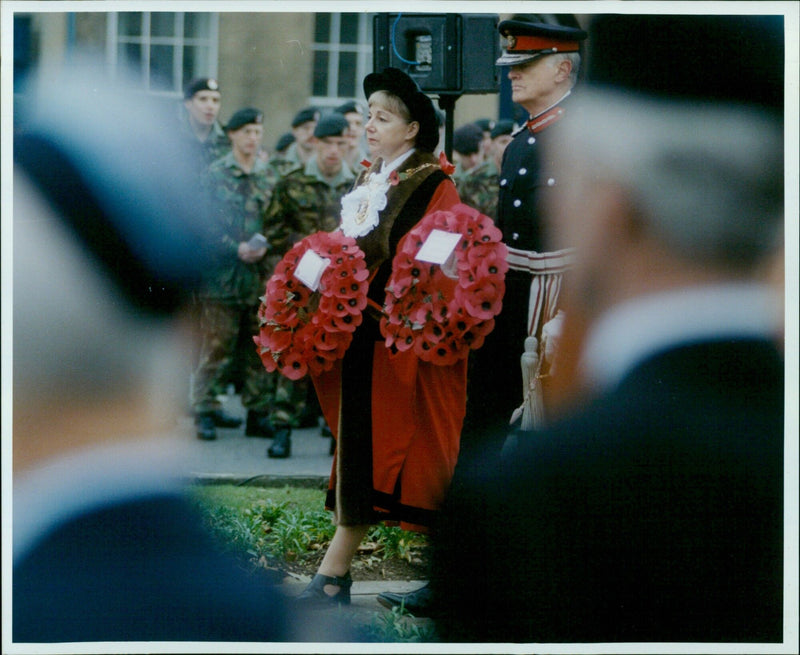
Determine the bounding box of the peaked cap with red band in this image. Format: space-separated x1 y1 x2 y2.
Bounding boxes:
496 20 587 66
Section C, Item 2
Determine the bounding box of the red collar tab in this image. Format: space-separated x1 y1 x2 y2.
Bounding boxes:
527 106 566 134
507 34 580 54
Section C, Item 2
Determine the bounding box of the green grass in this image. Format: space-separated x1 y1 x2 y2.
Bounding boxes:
187 484 428 571
188 484 334 569
189 484 436 643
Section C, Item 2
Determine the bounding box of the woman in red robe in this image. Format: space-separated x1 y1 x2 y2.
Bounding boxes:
298 68 466 607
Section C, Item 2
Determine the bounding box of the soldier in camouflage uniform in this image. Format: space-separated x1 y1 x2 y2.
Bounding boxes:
193 108 277 441
179 77 230 171
259 113 355 458
267 107 320 178
456 119 515 220
451 122 484 182
334 100 369 173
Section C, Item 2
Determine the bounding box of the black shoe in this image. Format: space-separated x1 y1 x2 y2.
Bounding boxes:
376 583 435 616
267 427 292 458
246 411 275 438
295 571 352 608
297 407 321 429
195 413 217 441
209 409 242 428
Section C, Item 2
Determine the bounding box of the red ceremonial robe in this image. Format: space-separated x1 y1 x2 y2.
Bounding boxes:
312 151 466 533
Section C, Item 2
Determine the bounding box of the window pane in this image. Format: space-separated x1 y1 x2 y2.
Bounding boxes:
118 42 141 68
338 51 356 97
150 44 174 91
184 13 211 38
117 12 142 37
313 50 329 97
314 14 331 43
364 14 373 42
340 14 359 44
183 45 211 86
151 13 175 38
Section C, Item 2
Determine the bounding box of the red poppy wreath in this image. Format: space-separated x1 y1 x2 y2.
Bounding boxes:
254 230 368 380
381 203 509 366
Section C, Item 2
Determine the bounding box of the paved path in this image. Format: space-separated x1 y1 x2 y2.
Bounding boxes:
181 392 333 483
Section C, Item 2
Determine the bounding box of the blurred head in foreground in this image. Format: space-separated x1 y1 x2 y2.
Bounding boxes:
13 62 220 473
545 14 784 387
11 62 307 643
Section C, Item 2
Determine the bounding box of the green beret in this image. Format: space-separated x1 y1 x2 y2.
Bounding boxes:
313 113 349 139
226 107 263 132
184 77 220 99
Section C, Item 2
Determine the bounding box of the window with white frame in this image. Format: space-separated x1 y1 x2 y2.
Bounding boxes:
311 13 373 107
106 12 219 96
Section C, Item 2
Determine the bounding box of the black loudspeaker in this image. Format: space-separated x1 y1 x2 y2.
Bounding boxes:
372 13 499 95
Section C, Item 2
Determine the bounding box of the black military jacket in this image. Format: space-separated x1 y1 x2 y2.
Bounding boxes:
497 96 572 253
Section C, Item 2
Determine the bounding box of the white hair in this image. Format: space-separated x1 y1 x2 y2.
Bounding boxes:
553 52 581 87
556 89 783 270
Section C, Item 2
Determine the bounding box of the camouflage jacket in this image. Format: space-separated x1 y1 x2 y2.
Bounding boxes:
262 158 355 260
201 153 278 303
456 159 500 220
177 110 230 171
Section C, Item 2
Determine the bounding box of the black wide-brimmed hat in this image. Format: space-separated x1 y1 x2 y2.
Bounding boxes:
363 67 439 152
585 15 783 114
16 64 225 315
496 20 587 66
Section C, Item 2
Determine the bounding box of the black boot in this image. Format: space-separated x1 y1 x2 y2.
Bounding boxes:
195 413 217 441
377 583 436 616
209 409 243 428
295 571 352 608
246 410 275 438
267 426 292 458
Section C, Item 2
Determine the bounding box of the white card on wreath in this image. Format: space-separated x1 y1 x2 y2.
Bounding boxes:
415 229 461 265
294 249 330 291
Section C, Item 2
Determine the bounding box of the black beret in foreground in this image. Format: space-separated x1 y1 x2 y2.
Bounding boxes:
16 64 225 315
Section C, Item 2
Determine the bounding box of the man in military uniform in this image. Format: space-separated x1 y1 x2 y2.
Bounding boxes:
460 19 587 453
180 77 230 169
473 117 495 162
456 118 514 219
334 100 369 172
269 106 321 178
258 112 355 458
381 17 588 620
193 108 276 441
451 122 485 181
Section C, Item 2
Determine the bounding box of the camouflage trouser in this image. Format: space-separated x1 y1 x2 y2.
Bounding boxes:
192 300 274 413
267 371 313 428
192 300 312 426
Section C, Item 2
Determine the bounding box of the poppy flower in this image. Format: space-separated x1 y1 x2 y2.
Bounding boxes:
438 150 456 175
460 280 504 320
